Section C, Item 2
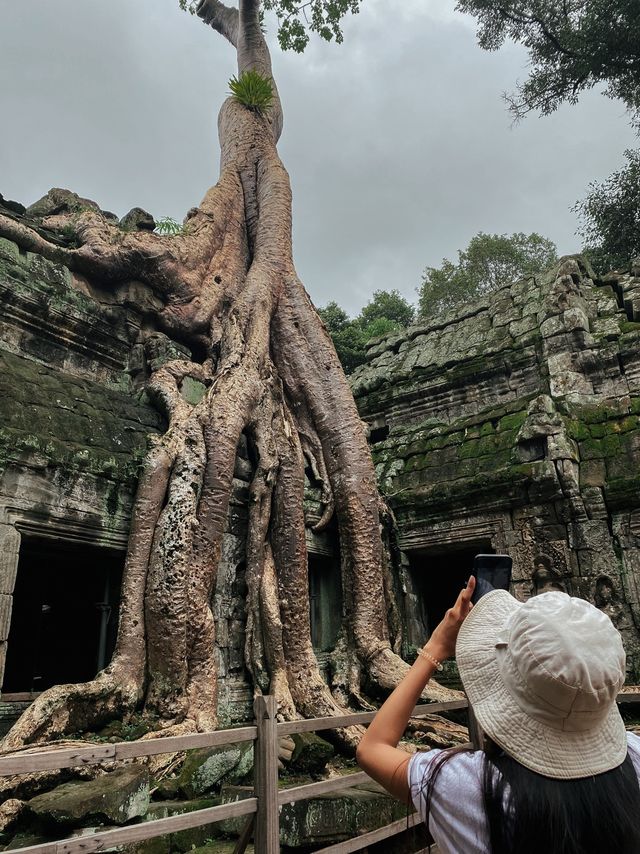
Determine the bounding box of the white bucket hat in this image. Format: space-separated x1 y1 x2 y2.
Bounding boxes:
456 589 628 779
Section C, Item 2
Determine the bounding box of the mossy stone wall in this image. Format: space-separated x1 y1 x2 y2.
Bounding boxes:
353 257 640 678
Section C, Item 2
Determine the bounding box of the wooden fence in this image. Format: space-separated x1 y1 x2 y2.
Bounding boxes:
1 692 638 854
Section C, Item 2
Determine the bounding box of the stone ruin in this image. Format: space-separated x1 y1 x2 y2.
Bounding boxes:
352 255 640 678
0 211 346 737
1 191 639 849
1 193 640 729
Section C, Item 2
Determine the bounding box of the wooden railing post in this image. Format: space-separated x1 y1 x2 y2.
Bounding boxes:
467 704 483 749
254 695 279 854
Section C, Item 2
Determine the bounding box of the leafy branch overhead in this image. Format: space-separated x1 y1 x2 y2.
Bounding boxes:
180 0 362 52
574 149 640 272
456 0 640 126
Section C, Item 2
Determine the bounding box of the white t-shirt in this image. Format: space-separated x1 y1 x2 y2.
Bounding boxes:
408 731 640 854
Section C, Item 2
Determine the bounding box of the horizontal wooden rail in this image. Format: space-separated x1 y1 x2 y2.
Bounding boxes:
314 812 424 853
619 692 640 703
0 692 41 702
278 771 370 806
11 796 257 854
3 690 638 854
0 725 257 777
278 698 470 736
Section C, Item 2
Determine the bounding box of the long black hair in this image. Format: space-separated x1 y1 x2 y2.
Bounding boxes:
423 740 640 854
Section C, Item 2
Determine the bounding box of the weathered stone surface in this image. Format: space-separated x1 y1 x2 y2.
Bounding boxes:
120 207 156 232
289 732 335 773
26 188 102 219
27 766 150 827
220 782 406 848
0 798 23 832
178 743 252 798
136 799 222 852
352 256 640 678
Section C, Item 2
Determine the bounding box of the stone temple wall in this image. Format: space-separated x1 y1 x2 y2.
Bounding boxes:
352 257 640 678
3 212 640 735
0 230 337 731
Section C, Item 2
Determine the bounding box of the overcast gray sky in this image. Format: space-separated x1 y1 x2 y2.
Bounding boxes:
1 0 636 315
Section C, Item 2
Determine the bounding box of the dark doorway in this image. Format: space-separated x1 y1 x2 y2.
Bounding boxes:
409 544 493 635
3 538 123 693
308 554 342 652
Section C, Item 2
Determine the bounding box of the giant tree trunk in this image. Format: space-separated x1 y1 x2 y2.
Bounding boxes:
0 0 453 753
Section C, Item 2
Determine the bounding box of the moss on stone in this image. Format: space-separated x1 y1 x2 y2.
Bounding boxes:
620 320 640 335
601 434 622 457
574 400 631 424
605 474 640 510
0 349 163 483
498 411 527 432
579 437 605 460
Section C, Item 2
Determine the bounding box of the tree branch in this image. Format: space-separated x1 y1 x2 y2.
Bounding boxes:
196 0 239 46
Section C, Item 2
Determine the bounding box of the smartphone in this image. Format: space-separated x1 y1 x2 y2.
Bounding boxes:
471 554 512 605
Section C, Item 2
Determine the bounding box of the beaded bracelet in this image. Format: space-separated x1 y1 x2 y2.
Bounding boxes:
418 647 444 671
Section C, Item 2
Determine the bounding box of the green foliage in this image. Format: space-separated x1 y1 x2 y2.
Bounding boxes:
318 300 350 333
418 232 558 318
263 0 361 52
318 290 415 373
317 302 368 374
180 0 361 53
456 0 640 126
573 149 640 272
154 217 187 236
228 69 274 112
360 289 415 329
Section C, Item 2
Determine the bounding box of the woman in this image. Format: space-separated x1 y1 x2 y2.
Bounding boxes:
356 576 640 853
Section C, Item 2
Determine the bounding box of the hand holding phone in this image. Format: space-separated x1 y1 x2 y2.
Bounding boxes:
471 554 512 605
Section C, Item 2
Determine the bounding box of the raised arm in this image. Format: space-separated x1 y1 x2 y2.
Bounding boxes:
356 576 475 803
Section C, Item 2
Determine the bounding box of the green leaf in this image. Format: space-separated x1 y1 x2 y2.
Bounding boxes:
228 70 274 113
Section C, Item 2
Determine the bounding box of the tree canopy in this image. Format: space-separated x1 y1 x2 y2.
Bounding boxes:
574 148 640 272
418 231 558 318
456 0 640 125
318 289 415 373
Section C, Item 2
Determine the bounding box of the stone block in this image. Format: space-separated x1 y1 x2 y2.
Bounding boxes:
228 644 244 671
220 783 406 848
579 459 606 488
27 766 150 827
178 742 250 798
582 487 608 521
0 642 7 686
0 595 13 642
0 526 20 595
145 799 222 852
563 307 590 333
290 732 335 773
540 315 566 338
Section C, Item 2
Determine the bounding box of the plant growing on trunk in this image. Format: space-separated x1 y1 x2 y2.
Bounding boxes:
0 0 453 753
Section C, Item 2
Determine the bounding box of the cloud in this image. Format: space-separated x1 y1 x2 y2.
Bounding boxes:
0 0 636 315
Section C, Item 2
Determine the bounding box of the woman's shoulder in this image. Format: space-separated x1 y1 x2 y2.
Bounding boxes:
409 747 486 793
